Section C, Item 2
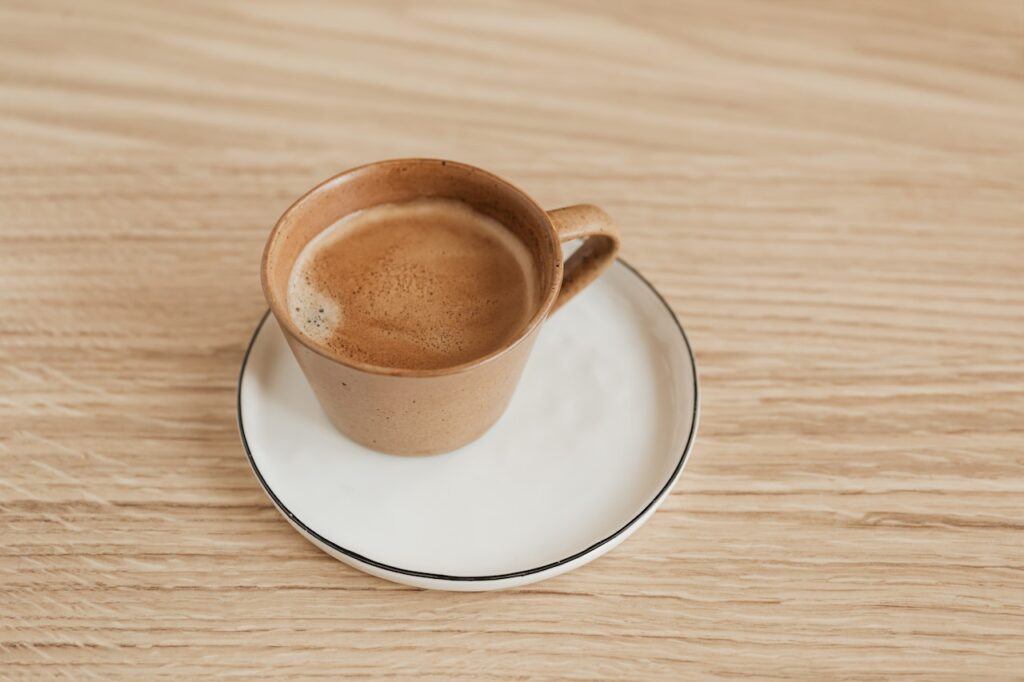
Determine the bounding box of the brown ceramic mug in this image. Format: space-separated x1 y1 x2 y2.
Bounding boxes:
262 159 620 455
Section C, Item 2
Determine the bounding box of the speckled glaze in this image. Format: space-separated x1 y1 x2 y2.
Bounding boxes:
262 159 619 455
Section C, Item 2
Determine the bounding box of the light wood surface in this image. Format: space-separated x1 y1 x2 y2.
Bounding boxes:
2 1 1023 678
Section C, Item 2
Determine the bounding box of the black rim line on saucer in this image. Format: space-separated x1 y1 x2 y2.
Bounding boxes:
236 258 700 583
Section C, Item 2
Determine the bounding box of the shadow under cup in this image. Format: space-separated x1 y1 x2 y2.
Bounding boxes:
261 159 564 455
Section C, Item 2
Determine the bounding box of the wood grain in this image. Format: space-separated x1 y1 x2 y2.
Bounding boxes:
2 0 1023 678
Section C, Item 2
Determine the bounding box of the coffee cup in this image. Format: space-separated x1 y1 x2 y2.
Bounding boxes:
262 159 620 454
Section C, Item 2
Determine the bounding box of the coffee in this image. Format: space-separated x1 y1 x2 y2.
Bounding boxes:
287 198 538 371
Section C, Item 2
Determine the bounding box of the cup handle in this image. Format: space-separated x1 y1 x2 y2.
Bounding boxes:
546 204 622 313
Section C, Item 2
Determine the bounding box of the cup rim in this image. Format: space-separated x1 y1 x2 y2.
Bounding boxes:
260 158 564 378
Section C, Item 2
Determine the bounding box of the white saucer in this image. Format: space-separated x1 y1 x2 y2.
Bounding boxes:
237 260 699 591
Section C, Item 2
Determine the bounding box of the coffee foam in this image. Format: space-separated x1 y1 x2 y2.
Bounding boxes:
287 198 537 370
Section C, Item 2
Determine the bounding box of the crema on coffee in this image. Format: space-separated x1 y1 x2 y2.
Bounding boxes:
288 198 537 370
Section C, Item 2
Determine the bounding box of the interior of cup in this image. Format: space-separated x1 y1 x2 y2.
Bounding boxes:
261 159 562 368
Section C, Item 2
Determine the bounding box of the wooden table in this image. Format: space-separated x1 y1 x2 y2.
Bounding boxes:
3 1 1022 678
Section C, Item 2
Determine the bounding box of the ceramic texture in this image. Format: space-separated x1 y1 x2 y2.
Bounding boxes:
261 159 620 455
238 260 699 591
